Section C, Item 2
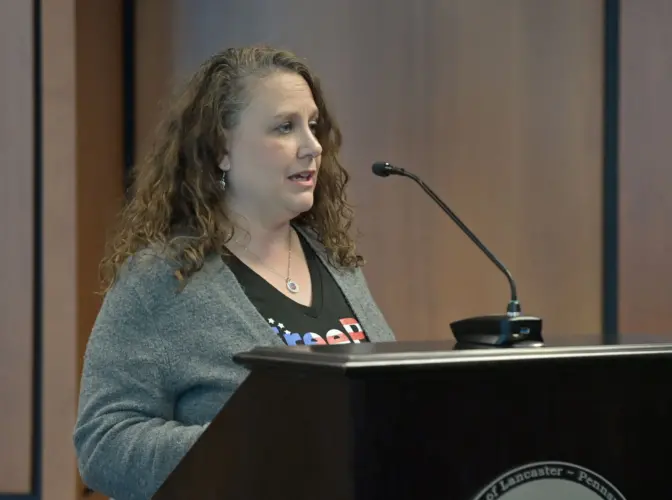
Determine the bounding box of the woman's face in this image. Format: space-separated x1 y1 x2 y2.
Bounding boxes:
221 71 323 227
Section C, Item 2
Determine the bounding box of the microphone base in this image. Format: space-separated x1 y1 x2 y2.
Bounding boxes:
450 314 544 347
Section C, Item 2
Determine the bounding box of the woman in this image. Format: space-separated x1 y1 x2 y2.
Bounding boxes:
73 45 395 499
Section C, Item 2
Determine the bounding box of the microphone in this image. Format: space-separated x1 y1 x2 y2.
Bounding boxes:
371 161 543 347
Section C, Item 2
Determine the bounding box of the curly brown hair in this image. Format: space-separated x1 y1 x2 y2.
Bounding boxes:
100 45 363 293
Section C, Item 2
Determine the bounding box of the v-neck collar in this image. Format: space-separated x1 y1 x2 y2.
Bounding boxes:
227 231 325 318
218 224 389 348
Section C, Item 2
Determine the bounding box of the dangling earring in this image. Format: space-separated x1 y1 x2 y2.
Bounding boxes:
220 171 227 191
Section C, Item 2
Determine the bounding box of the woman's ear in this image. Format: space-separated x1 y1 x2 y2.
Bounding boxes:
219 131 232 172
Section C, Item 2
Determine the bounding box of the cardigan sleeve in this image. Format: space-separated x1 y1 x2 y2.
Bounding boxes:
73 264 206 500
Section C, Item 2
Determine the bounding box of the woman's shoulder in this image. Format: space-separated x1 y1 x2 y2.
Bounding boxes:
116 245 180 287
108 244 226 308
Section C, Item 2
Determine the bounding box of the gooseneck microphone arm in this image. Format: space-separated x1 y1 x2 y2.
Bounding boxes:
372 161 520 316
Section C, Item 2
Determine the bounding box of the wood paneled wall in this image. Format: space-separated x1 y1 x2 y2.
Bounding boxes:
0 0 35 492
4 1 672 499
619 0 672 335
135 0 605 340
0 1 124 499
41 1 79 497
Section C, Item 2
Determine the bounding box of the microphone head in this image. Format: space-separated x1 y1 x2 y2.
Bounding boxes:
372 161 394 177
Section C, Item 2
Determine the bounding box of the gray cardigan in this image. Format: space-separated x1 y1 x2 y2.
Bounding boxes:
73 227 395 500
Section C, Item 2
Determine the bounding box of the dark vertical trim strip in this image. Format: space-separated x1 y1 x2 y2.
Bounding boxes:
603 0 620 343
122 0 135 191
32 0 43 496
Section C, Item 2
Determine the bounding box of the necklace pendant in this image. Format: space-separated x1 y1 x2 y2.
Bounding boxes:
286 278 300 294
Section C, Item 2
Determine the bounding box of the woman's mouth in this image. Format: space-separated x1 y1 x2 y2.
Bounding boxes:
287 171 315 186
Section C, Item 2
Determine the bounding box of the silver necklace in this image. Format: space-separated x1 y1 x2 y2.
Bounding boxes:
239 227 300 294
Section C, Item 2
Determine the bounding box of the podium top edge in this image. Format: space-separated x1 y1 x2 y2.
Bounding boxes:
233 338 672 372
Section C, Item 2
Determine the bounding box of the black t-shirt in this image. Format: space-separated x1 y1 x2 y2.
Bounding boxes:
227 234 370 346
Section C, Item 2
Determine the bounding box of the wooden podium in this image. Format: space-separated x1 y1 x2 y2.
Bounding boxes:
153 335 672 499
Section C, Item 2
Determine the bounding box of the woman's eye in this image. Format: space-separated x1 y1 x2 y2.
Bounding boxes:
277 122 293 134
276 120 318 135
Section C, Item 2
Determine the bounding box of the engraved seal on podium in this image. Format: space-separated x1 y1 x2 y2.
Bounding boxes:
472 461 627 500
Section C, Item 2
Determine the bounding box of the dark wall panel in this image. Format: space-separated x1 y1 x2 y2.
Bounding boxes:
619 0 672 335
